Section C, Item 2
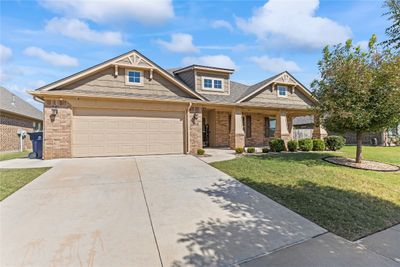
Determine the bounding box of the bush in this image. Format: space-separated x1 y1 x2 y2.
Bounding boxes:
312 139 325 151
287 140 298 152
246 147 255 153
269 139 285 152
235 147 244 154
324 136 346 151
262 147 269 153
298 138 313 151
197 148 205 155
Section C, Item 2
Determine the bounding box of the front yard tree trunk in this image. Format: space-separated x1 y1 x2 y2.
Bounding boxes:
356 132 363 163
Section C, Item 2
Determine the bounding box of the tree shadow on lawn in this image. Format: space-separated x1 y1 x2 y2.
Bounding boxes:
255 152 338 167
171 178 400 267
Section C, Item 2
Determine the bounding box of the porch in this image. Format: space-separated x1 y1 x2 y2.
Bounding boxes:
189 106 327 153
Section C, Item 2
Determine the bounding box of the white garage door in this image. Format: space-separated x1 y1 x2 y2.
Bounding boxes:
72 108 184 157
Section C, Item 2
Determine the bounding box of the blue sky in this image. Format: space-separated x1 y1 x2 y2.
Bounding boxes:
0 0 390 109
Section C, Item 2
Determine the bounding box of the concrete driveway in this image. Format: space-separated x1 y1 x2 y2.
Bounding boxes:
1 155 325 267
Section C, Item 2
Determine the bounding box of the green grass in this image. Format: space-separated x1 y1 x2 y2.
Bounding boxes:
339 145 400 165
212 147 400 241
0 151 30 161
0 168 50 201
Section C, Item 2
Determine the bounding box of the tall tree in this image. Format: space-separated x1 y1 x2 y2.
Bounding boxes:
312 35 400 163
382 0 400 49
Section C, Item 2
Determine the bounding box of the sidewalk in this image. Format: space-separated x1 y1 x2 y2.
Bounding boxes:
240 225 400 267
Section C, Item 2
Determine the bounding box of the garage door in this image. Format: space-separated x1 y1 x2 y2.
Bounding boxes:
72 108 184 157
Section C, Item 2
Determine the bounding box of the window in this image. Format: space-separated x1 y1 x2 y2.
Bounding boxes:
278 85 287 97
214 80 222 89
265 117 276 137
33 122 42 132
126 70 143 85
203 78 213 88
245 115 252 138
202 77 224 90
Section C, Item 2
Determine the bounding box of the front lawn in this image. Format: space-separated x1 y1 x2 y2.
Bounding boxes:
0 168 50 201
0 151 30 161
340 145 400 165
212 147 400 241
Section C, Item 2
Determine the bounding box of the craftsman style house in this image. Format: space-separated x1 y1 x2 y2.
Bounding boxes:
30 50 326 159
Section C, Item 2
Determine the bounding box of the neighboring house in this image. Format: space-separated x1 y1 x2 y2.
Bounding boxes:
30 50 326 159
291 115 400 145
0 87 43 152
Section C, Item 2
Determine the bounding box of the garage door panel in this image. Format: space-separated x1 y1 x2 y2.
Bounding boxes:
72 108 184 157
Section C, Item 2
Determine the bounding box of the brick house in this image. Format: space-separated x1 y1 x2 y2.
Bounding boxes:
29 50 327 159
1 87 43 152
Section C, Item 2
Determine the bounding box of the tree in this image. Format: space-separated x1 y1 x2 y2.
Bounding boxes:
312 35 400 163
382 0 400 50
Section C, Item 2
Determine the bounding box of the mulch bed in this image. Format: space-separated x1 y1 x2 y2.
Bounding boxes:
323 156 400 172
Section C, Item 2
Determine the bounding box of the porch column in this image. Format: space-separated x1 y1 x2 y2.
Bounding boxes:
274 111 291 143
189 106 203 153
287 115 294 139
229 108 245 149
312 117 328 140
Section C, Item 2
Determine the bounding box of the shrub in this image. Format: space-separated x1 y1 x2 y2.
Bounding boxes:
287 140 298 152
246 147 255 153
262 147 269 153
197 148 205 155
269 139 285 152
324 135 346 151
312 139 325 151
235 147 244 154
298 138 313 151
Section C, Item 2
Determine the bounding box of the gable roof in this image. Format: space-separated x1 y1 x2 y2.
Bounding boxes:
33 50 206 101
0 87 42 121
236 71 316 103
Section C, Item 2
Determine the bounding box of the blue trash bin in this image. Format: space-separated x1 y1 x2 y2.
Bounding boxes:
28 132 43 159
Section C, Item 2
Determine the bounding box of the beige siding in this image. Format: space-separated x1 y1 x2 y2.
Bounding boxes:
245 85 314 107
57 67 192 98
195 71 230 95
176 70 196 90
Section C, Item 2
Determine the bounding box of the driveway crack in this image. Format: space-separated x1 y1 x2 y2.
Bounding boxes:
134 157 164 267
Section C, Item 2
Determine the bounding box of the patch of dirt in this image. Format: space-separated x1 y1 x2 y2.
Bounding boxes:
323 156 400 172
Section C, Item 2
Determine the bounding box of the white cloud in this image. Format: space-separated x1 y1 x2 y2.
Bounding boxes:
24 47 78 67
40 0 174 25
45 17 123 45
249 55 301 73
211 20 234 32
236 0 351 49
182 55 237 69
157 33 198 53
0 44 12 63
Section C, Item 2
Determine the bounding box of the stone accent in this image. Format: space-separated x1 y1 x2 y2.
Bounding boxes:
275 111 291 144
230 133 245 149
43 99 72 159
189 106 202 154
0 112 40 152
312 125 328 140
229 108 245 149
215 111 230 147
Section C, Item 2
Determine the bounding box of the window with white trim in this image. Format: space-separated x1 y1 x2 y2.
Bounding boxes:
126 70 143 85
202 77 224 90
278 85 287 97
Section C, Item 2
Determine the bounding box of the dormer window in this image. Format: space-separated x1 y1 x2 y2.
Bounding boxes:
277 85 287 97
202 77 224 90
125 69 144 86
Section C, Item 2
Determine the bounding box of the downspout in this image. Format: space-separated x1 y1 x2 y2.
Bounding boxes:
186 102 192 154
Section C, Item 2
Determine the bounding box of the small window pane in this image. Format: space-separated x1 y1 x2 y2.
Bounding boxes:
268 117 276 137
278 86 287 96
214 80 222 89
128 71 141 83
204 79 213 88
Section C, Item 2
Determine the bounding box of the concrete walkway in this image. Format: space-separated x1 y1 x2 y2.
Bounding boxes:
1 155 325 267
199 148 237 163
0 158 62 168
240 232 399 267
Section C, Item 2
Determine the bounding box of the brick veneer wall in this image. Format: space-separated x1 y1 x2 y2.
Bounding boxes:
244 113 269 147
215 111 230 147
0 112 39 152
43 99 72 159
189 107 203 154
